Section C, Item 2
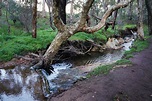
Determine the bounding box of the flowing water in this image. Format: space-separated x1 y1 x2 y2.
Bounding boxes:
0 40 133 101
0 66 45 101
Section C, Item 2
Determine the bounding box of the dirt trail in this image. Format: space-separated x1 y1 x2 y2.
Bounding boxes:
50 38 152 101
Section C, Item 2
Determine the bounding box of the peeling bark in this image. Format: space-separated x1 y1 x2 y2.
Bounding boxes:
43 31 73 68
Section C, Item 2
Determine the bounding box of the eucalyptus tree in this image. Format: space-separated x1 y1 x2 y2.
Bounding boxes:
33 0 133 74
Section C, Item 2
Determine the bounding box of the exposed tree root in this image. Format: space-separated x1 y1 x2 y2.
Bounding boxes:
30 40 105 74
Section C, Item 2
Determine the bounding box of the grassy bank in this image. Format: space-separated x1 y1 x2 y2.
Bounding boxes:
87 26 151 77
0 29 56 61
0 15 149 64
0 26 109 62
87 59 132 78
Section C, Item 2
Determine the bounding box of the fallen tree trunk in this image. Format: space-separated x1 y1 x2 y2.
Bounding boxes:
33 0 133 74
43 31 73 68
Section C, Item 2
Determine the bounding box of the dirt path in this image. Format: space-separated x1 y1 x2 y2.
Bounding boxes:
50 38 152 101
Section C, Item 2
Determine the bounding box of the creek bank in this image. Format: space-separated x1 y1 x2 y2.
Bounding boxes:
0 26 137 69
0 37 134 101
0 39 106 69
0 27 137 100
36 37 134 98
50 38 152 101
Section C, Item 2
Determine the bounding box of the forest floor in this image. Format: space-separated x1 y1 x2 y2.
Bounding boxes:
50 38 152 101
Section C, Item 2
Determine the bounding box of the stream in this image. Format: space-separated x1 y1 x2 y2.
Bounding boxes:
0 40 133 101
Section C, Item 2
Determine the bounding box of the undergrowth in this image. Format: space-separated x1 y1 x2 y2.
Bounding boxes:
0 29 56 61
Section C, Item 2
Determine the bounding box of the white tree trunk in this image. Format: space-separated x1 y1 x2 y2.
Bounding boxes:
33 0 133 73
43 30 73 66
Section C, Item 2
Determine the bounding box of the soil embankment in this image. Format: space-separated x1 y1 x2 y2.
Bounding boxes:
50 38 152 101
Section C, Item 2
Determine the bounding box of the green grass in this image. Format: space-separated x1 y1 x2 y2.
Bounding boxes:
87 64 114 78
69 29 111 44
115 59 132 65
87 59 132 78
0 29 56 61
124 39 149 59
122 24 136 30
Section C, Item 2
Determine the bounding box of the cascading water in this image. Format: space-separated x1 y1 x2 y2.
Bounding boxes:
0 38 134 101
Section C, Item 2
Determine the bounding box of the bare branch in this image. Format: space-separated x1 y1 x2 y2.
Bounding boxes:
81 0 133 33
92 14 102 20
74 0 94 32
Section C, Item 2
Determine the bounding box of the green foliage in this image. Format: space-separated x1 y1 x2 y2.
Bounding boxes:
124 39 149 59
87 59 132 78
0 29 56 61
69 32 92 41
0 25 9 34
122 24 136 30
69 29 110 43
143 25 149 36
87 64 114 78
133 40 149 51
37 17 50 30
115 59 132 65
93 29 107 41
106 27 116 35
